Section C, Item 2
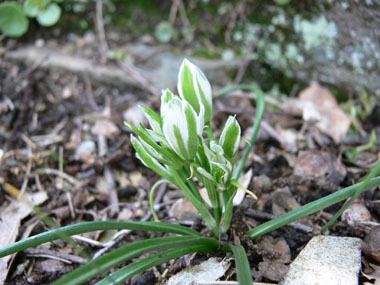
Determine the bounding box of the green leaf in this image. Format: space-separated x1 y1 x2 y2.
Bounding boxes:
37 3 61 27
155 21 173 43
169 166 218 235
52 236 217 285
0 221 201 258
131 135 174 182
0 2 29 37
97 243 218 285
126 122 183 168
24 0 50 17
320 158 380 233
247 176 380 239
139 105 162 134
226 244 253 285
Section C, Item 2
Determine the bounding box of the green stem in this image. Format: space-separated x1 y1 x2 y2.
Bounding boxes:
213 84 266 233
149 179 169 221
203 178 221 225
232 86 265 180
180 166 203 201
169 166 218 236
215 84 255 97
247 176 380 239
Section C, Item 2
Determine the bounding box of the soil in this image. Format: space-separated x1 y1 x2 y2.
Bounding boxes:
1 15 380 285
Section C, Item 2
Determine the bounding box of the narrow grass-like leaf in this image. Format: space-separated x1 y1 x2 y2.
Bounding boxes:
320 158 380 233
131 135 174 182
215 84 265 233
232 85 265 180
247 176 380 239
126 122 184 168
149 179 169 221
0 221 201 257
139 105 162 133
97 242 218 285
226 244 253 285
53 236 217 285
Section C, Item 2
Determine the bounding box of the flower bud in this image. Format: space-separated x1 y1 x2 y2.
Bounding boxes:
161 95 204 160
219 116 241 159
177 58 213 122
160 88 175 116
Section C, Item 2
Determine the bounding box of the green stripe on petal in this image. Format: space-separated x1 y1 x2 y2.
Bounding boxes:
162 97 201 160
219 116 241 159
183 102 199 158
178 59 213 122
173 125 190 160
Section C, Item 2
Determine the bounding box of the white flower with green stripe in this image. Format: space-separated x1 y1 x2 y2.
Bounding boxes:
178 58 213 122
219 115 241 160
161 89 204 160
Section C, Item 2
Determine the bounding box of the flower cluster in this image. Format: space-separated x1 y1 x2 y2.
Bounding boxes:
126 58 243 234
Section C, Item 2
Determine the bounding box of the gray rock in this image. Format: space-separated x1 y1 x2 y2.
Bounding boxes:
281 235 362 285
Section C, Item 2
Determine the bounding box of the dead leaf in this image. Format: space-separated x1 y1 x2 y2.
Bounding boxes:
298 82 351 143
169 188 211 220
253 236 291 282
0 191 48 283
294 150 346 185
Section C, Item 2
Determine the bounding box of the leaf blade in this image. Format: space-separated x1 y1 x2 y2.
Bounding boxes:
0 221 201 257
226 244 253 285
97 242 218 285
52 236 217 285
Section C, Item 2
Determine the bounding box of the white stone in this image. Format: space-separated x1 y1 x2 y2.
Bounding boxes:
168 257 230 285
281 235 362 285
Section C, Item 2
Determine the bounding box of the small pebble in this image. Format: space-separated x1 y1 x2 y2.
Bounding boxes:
75 140 96 163
341 200 371 226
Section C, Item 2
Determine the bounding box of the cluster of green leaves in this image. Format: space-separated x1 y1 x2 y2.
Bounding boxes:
1 61 380 284
0 0 62 37
127 59 258 237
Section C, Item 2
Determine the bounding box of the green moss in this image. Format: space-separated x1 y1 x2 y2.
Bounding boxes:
294 15 337 58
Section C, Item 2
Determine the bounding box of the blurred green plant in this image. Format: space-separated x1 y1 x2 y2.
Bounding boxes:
345 130 377 162
0 0 62 37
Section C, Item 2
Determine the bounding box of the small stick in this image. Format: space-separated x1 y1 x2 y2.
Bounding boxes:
33 168 82 189
104 165 119 216
260 120 298 153
95 0 109 55
24 248 87 264
169 0 180 25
